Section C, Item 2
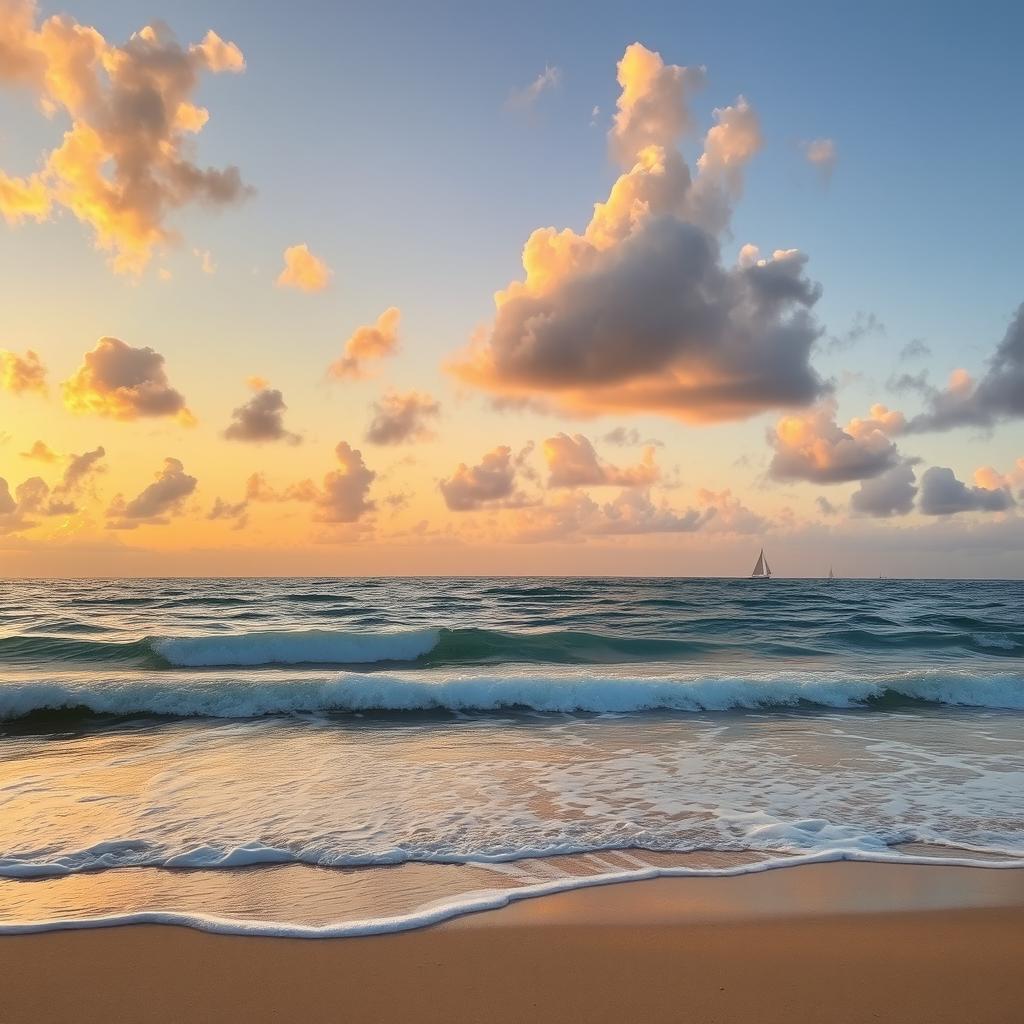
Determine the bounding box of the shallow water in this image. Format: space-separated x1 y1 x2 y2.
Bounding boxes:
1 577 1021 934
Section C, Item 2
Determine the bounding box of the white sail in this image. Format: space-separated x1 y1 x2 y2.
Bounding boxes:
751 549 771 578
828 566 835 580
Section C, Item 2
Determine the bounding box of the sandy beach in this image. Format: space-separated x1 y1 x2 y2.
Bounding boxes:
3 862 1023 1023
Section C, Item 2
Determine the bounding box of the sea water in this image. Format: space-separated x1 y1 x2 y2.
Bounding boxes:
0 577 1021 935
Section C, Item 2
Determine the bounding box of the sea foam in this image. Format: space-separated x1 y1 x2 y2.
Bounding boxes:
1 667 1023 720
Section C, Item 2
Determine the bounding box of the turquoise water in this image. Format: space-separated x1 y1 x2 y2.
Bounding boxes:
0 577 1021 934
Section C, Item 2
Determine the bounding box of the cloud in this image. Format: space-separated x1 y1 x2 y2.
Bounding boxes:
918 466 1015 516
314 442 376 523
276 244 332 292
223 387 301 444
768 401 903 484
106 456 197 528
906 304 1024 432
20 440 58 462
328 307 401 379
245 472 318 504
850 461 918 518
0 349 47 394
508 65 561 110
506 488 715 542
63 337 193 422
207 496 248 530
600 427 663 447
0 445 106 525
694 487 768 534
543 432 659 487
899 338 931 361
825 311 884 352
802 138 837 183
450 43 827 423
365 391 440 445
816 495 838 516
440 445 524 511
0 4 249 274
0 475 50 534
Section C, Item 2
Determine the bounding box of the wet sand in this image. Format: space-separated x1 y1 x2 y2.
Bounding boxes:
3 862 1023 1023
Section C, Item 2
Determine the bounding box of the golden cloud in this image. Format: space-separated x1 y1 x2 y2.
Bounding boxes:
276 244 332 293
0 2 249 274
62 337 194 423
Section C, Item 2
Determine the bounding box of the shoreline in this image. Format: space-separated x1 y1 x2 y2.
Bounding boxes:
3 862 1023 1023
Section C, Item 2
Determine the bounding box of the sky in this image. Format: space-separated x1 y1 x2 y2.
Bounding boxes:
1 0 1023 577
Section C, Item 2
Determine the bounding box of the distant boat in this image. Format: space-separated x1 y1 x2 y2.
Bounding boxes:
827 566 835 581
751 548 772 579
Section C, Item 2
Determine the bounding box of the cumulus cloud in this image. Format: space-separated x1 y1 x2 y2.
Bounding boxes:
365 391 440 445
106 456 196 528
276 244 332 292
695 487 767 534
850 461 918 518
543 432 659 488
816 495 838 516
918 466 1015 516
440 446 525 511
20 440 58 462
0 475 49 534
451 43 827 422
0 3 249 274
314 442 376 523
507 488 715 542
63 337 193 422
906 305 1024 432
768 401 903 484
802 138 837 183
224 387 301 444
328 308 401 379
508 65 561 110
0 349 47 394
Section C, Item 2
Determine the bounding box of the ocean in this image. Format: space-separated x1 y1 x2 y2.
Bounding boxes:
1 576 1022 936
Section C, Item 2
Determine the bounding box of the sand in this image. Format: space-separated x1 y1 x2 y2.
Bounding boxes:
2 862 1023 1023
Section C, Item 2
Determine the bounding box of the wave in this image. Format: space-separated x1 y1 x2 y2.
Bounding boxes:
1 668 1022 721
2 848 1023 937
2 622 1021 671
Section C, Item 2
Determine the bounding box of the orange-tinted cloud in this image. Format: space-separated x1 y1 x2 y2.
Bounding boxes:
803 138 837 183
0 349 47 394
276 244 332 292
20 440 58 462
450 43 826 423
63 337 193 423
440 445 527 511
328 307 400 379
107 456 197 528
365 390 439 445
543 432 659 488
0 3 250 274
769 401 903 484
314 442 376 522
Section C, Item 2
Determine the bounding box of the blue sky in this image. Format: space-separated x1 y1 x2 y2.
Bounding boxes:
1 0 1022 575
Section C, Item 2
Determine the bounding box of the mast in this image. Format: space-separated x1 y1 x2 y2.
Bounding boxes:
751 549 771 578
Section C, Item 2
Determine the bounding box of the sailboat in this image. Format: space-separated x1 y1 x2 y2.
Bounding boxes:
750 548 772 580
827 566 835 581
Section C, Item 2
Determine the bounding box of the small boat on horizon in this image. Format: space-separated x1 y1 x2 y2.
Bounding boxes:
828 566 835 581
751 548 772 580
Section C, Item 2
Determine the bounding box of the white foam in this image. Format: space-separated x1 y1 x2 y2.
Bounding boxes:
151 629 440 667
2 849 1023 938
2 667 1023 720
